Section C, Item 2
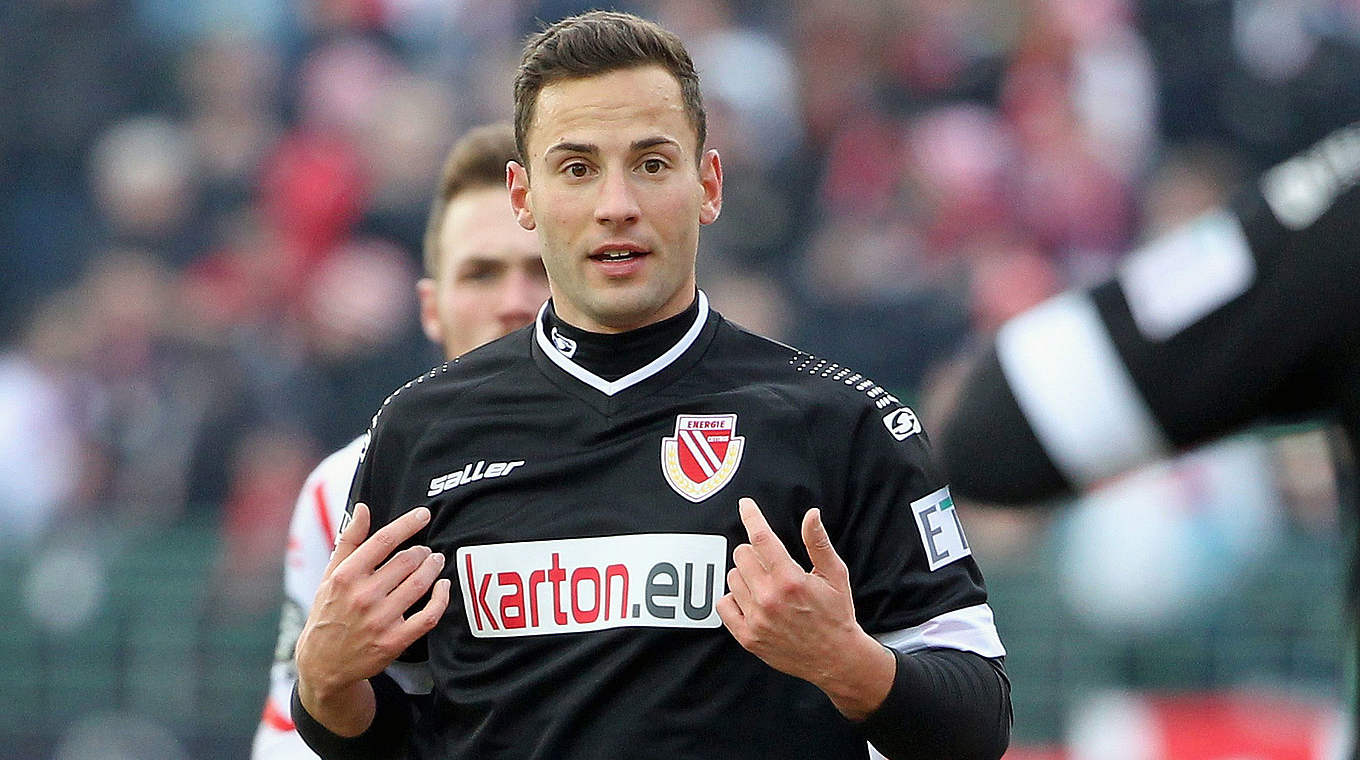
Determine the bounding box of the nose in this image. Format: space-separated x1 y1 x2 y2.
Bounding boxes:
594 170 640 226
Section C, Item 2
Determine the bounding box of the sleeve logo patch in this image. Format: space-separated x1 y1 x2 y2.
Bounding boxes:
1118 209 1255 341
661 414 745 502
911 486 971 571
882 407 922 440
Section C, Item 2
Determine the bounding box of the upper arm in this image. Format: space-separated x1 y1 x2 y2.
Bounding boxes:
826 400 1001 656
939 142 1360 504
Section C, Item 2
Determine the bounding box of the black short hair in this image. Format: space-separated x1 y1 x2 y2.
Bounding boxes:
514 11 706 165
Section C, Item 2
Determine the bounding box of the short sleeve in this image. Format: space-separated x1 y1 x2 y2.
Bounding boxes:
825 400 1003 658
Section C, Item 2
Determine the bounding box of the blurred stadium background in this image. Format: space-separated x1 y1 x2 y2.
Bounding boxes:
1 1 1356 758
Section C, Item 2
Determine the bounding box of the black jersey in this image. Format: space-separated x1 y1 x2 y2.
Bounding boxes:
940 121 1360 503
351 292 1004 760
939 121 1360 757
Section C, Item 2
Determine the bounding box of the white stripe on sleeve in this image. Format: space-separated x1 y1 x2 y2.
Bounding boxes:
873 603 1006 658
996 291 1170 488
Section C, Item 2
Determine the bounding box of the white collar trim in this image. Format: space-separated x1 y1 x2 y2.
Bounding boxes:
535 291 709 397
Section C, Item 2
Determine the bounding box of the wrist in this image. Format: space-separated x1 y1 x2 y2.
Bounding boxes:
297 676 377 738
820 632 897 721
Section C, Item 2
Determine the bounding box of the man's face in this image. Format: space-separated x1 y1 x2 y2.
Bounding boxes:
509 65 722 333
418 186 549 359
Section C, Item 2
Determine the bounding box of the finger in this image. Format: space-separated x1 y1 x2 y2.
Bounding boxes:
716 593 745 632
737 497 793 569
801 508 849 588
382 550 446 617
395 577 451 644
731 543 767 579
371 545 434 594
348 506 432 572
324 503 371 578
726 565 752 608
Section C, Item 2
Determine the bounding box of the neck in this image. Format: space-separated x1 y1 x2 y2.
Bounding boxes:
541 291 703 381
551 284 698 334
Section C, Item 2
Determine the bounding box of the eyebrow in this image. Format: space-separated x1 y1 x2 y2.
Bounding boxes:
545 141 597 157
454 256 508 269
630 136 680 153
544 136 681 157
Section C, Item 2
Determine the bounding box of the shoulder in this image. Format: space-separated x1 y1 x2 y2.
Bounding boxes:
367 328 533 436
710 318 909 419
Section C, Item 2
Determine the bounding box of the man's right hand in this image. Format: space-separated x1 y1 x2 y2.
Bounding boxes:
294 503 450 737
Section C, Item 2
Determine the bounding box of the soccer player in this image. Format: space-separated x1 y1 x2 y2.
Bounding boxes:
937 120 1360 754
290 10 1011 760
252 124 549 760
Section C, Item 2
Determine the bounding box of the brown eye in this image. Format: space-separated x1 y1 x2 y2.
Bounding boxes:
567 163 589 178
642 158 664 174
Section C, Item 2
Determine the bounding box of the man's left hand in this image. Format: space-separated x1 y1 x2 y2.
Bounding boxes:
716 497 896 720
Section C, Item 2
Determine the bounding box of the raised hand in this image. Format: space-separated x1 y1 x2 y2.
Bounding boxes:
294 504 451 736
716 497 895 720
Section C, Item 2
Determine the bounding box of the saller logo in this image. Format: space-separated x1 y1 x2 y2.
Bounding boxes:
550 327 577 357
883 407 922 441
661 414 745 502
456 534 727 637
428 459 525 497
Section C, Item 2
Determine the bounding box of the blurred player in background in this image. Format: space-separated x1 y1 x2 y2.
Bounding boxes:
252 123 548 760
937 120 1360 755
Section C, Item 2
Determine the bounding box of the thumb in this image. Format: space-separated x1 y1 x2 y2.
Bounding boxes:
801 508 848 587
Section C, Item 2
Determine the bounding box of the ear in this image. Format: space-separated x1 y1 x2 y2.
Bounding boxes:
416 277 444 345
507 160 536 231
698 148 723 225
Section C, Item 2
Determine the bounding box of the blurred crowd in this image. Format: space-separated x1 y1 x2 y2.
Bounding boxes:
3 0 1360 611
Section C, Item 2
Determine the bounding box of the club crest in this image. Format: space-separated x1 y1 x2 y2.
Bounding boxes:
661 414 745 502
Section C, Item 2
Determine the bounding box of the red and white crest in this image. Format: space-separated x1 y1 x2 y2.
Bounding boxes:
661 414 745 502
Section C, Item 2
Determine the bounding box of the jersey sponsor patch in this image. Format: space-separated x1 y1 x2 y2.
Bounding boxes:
882 407 922 440
456 534 727 637
1118 209 1256 341
911 486 971 571
661 414 745 502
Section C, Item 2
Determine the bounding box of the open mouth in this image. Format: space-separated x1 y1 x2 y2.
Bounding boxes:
590 249 650 263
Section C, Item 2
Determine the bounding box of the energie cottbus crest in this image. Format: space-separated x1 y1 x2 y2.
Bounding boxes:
661 414 745 502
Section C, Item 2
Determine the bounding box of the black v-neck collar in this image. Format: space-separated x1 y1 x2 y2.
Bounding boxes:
531 291 719 415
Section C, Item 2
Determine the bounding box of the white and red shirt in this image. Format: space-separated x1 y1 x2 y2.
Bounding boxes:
252 436 364 760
